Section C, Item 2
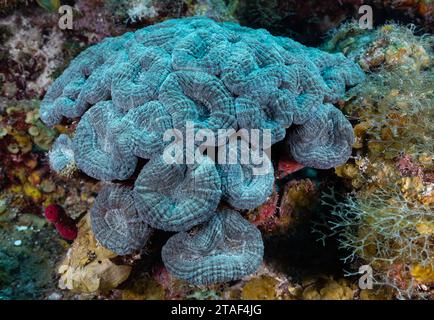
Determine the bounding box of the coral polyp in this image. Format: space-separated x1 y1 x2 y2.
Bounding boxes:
41 17 364 284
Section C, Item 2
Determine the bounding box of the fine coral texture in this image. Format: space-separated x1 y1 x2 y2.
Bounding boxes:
288 103 355 169
162 209 264 285
134 154 222 232
41 18 364 173
41 17 364 284
91 185 151 256
217 139 274 209
48 134 75 174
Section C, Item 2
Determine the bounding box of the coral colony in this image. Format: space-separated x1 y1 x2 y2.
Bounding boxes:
41 17 364 284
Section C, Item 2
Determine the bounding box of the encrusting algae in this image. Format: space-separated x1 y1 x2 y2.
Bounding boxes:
241 275 279 300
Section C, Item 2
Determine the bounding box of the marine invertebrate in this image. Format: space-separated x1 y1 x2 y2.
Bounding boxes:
44 204 78 241
41 17 364 284
241 275 278 300
345 67 433 162
316 23 433 298
134 154 221 232
41 17 363 169
48 134 74 175
91 185 151 255
53 219 78 241
44 204 61 222
217 141 274 209
324 22 431 72
288 103 355 169
72 102 138 181
318 186 433 299
162 209 264 284
301 276 355 300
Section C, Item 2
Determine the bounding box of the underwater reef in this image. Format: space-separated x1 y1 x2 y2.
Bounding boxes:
40 17 364 285
0 0 432 301
0 98 102 299
315 22 433 299
236 0 433 43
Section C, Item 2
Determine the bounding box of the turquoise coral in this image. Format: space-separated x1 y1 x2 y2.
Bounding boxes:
288 103 355 170
162 209 264 285
48 134 74 174
91 185 151 255
73 101 138 181
217 141 274 209
42 17 364 284
134 154 222 232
